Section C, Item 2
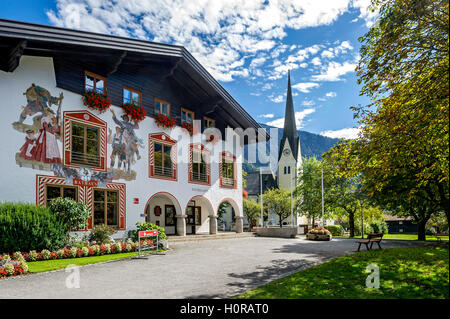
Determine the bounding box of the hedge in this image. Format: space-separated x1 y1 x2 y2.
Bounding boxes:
0 202 68 253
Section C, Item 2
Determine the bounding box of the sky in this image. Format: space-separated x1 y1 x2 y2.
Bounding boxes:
1 0 377 139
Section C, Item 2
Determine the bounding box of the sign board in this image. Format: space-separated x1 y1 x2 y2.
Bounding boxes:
137 229 161 258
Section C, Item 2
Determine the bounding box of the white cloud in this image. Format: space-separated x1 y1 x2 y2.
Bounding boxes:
320 127 361 139
258 113 275 118
311 57 322 66
47 0 370 82
302 100 315 106
267 108 316 129
311 61 357 81
325 91 337 98
269 95 284 103
292 82 320 93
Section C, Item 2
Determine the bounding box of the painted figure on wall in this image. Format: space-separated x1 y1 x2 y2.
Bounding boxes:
108 109 142 180
14 84 63 171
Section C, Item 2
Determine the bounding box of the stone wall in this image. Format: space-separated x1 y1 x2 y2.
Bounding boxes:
256 227 297 238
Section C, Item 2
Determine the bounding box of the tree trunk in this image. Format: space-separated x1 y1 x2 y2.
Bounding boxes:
417 220 427 241
279 215 282 228
349 211 355 238
312 216 315 229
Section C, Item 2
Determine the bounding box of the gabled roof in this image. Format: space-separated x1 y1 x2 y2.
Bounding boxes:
0 18 269 143
278 71 300 160
244 171 277 195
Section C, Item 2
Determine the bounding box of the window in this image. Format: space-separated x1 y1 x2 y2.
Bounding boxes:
93 189 119 227
154 143 173 177
181 108 194 124
85 71 106 94
189 144 210 185
221 154 235 188
46 185 77 205
149 133 177 180
155 98 170 116
192 150 208 183
203 117 215 129
123 86 141 106
71 122 100 167
165 205 176 226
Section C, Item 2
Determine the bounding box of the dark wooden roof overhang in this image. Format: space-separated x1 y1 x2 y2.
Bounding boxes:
0 18 269 144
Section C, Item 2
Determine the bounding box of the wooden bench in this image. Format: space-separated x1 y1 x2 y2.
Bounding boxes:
356 233 384 252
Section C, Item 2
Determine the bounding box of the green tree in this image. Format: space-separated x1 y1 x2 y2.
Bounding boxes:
243 199 260 229
327 0 449 240
294 157 334 228
48 197 90 232
262 188 293 228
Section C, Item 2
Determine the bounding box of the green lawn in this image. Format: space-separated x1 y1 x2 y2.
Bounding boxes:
236 246 449 299
27 250 162 273
297 234 449 241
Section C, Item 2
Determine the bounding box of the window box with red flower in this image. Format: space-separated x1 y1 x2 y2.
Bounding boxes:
123 103 147 123
154 113 176 129
82 91 112 113
181 122 193 135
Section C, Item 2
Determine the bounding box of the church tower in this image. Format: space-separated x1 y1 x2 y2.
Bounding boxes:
278 71 302 191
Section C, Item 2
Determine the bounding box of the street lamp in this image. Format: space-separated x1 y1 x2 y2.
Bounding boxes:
321 164 324 227
259 167 272 227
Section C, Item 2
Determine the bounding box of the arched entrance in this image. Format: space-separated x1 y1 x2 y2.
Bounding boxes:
185 195 215 235
145 192 182 236
217 198 243 233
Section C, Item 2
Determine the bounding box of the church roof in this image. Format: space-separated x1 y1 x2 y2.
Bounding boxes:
278 71 300 161
244 171 277 196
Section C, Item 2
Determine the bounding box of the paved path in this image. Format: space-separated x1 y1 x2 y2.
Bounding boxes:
0 237 427 299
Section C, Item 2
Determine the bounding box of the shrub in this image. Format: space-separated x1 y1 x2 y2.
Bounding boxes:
130 222 166 243
115 242 122 253
41 249 51 260
354 223 374 236
82 247 89 257
324 225 344 236
0 202 69 254
88 225 116 244
69 247 78 258
28 250 38 261
48 197 90 231
370 221 389 234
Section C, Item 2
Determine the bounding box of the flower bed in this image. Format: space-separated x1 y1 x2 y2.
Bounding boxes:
306 226 332 241
0 239 154 265
154 113 176 129
0 254 29 279
82 91 112 113
123 103 147 123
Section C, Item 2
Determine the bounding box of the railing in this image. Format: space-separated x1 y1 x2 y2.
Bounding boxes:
192 171 208 183
154 165 173 177
222 177 235 187
71 152 100 167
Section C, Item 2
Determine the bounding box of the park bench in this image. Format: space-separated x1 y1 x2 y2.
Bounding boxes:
356 233 384 252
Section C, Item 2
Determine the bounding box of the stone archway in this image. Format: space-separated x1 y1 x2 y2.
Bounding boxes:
217 198 243 233
145 192 182 236
185 195 215 235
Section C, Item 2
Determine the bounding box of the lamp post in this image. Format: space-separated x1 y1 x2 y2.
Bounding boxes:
321 164 324 227
260 167 263 227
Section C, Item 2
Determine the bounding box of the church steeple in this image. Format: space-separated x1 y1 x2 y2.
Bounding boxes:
278 70 300 161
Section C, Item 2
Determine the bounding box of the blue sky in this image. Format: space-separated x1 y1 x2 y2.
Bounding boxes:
1 0 376 139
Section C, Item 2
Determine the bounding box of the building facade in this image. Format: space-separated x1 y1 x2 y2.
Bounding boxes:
0 19 267 237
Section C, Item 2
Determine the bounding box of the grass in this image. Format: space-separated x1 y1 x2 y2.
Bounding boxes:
27 250 163 273
297 233 449 241
236 246 449 299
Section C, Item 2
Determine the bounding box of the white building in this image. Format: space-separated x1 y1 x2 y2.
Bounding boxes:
0 19 268 237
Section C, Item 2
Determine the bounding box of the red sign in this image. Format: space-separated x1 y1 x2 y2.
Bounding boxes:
133 198 139 204
73 179 98 187
139 230 158 238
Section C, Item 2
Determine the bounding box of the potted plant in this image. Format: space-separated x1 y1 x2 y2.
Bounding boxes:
154 113 176 129
82 91 112 113
123 103 147 123
181 122 193 135
306 226 332 241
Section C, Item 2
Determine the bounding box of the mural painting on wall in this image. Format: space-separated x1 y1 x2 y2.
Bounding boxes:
12 84 112 187
107 109 143 181
13 83 64 172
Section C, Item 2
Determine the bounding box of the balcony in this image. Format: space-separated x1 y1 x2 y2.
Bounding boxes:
222 177 235 187
154 165 173 178
71 151 101 167
192 171 208 183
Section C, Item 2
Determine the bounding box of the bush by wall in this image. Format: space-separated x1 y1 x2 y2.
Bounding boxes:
0 202 68 254
88 225 117 244
325 225 344 236
370 221 389 234
129 222 166 243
